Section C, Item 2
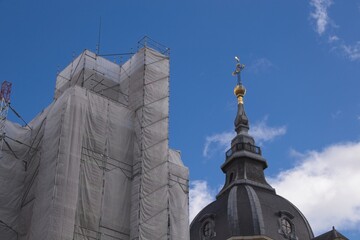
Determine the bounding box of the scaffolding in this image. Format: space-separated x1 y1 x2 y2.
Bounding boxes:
0 81 12 152
0 40 189 240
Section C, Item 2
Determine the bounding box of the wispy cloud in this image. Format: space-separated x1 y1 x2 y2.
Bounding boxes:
249 117 287 144
203 131 234 158
328 35 339 43
203 117 286 157
189 180 215 222
309 1 360 62
248 58 273 74
331 110 342 119
341 41 360 61
289 148 307 159
310 0 333 35
269 142 360 234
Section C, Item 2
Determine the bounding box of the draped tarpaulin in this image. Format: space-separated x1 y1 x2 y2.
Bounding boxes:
0 48 189 240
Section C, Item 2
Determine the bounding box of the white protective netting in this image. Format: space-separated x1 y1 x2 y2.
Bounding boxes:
0 47 189 240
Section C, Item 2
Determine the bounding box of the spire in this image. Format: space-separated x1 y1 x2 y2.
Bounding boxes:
223 56 265 169
217 56 270 197
231 57 252 139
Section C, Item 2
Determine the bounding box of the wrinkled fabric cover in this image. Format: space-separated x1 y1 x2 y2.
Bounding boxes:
0 48 189 240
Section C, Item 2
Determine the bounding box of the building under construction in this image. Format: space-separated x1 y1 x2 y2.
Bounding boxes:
1 39 349 240
0 39 190 240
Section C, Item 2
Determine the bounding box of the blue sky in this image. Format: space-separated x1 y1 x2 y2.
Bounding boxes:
1 0 360 238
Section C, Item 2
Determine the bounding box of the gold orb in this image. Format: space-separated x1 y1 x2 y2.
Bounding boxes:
234 84 246 97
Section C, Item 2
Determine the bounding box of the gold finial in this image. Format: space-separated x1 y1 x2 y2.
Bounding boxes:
234 84 246 104
232 56 246 104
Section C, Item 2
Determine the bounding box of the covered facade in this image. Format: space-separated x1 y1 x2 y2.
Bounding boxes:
0 44 189 240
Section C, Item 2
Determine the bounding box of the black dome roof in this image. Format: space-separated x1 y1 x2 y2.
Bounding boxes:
190 183 314 240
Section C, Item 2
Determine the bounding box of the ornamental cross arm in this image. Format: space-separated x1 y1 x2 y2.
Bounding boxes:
232 56 245 85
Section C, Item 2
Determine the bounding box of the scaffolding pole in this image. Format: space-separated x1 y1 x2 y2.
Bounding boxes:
0 81 12 152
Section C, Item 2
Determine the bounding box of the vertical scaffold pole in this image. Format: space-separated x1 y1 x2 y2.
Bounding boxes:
0 81 12 152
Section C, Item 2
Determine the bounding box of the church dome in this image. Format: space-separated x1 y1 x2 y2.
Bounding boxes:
190 59 314 240
190 182 314 240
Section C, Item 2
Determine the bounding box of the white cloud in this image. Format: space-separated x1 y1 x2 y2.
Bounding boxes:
203 117 286 157
341 42 360 61
289 148 307 159
248 58 273 74
269 142 360 234
189 180 215 222
328 35 339 43
310 0 333 35
331 110 342 119
249 118 287 144
309 2 360 62
203 131 234 157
